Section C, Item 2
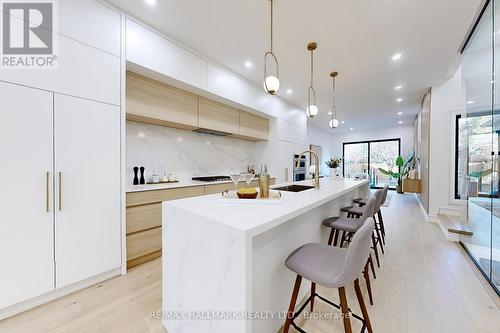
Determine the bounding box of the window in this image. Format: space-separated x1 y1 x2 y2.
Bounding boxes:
343 139 401 189
455 114 496 199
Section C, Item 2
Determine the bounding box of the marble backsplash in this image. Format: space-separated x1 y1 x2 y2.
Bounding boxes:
126 121 264 184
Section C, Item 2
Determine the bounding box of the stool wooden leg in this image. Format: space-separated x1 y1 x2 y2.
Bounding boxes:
371 233 380 268
368 254 376 279
340 231 347 247
310 282 316 312
328 228 335 246
283 275 302 333
333 229 340 247
339 287 353 333
378 210 386 237
375 227 384 254
354 279 374 333
375 213 385 245
363 262 374 305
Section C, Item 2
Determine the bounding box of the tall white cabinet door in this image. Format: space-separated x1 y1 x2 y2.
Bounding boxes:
0 82 54 309
54 94 121 288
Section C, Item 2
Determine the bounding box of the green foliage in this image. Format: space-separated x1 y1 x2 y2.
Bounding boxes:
325 157 342 169
378 151 416 185
468 169 492 178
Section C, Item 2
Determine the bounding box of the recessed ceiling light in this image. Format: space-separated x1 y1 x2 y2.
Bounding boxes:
396 98 403 102
467 100 475 104
398 120 403 124
328 111 332 115
392 53 402 61
144 0 157 5
286 89 293 94
397 111 403 115
395 85 402 90
341 120 345 124
350 127 354 131
244 61 252 68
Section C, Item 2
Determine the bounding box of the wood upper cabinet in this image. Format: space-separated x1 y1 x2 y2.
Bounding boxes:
126 72 199 129
198 97 240 134
239 111 269 141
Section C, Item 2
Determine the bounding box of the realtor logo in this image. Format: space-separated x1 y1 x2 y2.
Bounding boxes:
1 0 57 68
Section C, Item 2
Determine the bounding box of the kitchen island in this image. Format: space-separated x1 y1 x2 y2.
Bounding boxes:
162 178 369 333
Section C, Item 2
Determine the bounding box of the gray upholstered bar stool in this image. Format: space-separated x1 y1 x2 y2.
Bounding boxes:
355 185 388 244
345 188 385 256
334 190 384 268
322 196 378 305
283 218 375 333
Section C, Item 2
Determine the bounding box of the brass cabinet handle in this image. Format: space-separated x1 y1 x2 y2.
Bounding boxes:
46 172 50 212
58 172 62 211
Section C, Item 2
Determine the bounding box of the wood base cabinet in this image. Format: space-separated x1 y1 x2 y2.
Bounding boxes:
0 82 121 312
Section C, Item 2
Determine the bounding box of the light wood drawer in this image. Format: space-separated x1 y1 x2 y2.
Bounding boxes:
126 227 162 261
126 203 162 235
126 186 205 207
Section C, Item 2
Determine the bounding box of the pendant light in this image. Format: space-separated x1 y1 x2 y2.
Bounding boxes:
306 42 318 117
329 71 340 129
263 0 280 95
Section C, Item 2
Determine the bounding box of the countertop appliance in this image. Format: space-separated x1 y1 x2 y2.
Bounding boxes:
192 175 232 182
293 154 307 181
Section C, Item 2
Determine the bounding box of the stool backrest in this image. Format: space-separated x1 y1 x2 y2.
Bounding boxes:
336 217 375 284
381 185 389 205
360 195 377 220
373 188 384 213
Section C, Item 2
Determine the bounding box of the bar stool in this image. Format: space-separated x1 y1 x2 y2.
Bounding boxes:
343 189 385 257
283 218 375 333
356 186 388 243
322 196 378 305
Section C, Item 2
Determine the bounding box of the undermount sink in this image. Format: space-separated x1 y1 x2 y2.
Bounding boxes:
272 184 315 192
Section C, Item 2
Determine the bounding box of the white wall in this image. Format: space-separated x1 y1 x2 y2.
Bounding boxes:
427 67 465 216
329 125 414 158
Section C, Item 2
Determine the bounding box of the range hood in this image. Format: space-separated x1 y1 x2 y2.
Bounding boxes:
193 128 231 137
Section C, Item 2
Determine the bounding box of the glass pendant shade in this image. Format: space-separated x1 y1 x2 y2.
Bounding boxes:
263 75 280 95
307 105 319 117
329 118 339 128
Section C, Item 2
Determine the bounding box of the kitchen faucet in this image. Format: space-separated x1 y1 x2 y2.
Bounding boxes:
296 150 320 189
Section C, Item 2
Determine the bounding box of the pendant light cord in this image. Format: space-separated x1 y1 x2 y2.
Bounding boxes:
332 76 336 118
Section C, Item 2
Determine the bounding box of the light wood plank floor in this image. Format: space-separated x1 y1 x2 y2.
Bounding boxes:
1 193 499 333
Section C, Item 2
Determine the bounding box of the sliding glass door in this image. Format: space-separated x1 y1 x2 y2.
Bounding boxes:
343 139 401 189
459 0 500 295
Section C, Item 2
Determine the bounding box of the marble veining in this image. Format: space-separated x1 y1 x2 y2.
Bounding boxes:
127 121 260 184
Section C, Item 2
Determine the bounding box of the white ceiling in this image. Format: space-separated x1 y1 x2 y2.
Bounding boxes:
107 0 483 131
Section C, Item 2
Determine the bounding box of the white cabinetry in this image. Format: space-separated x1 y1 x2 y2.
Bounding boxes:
0 82 121 312
0 82 55 309
54 95 121 288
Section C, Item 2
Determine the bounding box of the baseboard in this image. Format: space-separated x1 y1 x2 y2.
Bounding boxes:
0 267 121 320
414 194 439 223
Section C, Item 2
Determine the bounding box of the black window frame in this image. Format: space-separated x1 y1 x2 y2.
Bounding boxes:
342 138 401 189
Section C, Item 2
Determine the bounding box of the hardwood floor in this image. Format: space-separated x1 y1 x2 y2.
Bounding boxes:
1 193 500 333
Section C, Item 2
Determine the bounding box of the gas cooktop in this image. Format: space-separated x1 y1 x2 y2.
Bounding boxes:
191 176 232 183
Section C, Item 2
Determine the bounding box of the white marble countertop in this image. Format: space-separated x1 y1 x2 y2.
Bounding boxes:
126 177 277 193
164 178 369 236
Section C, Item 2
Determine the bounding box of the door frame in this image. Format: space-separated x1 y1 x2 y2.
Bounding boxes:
342 138 401 189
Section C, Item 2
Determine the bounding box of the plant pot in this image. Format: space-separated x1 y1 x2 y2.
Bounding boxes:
396 185 404 194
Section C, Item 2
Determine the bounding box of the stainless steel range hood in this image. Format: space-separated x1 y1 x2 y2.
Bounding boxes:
192 128 231 137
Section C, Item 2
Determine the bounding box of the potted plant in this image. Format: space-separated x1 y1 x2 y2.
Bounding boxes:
378 153 415 193
326 157 342 179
